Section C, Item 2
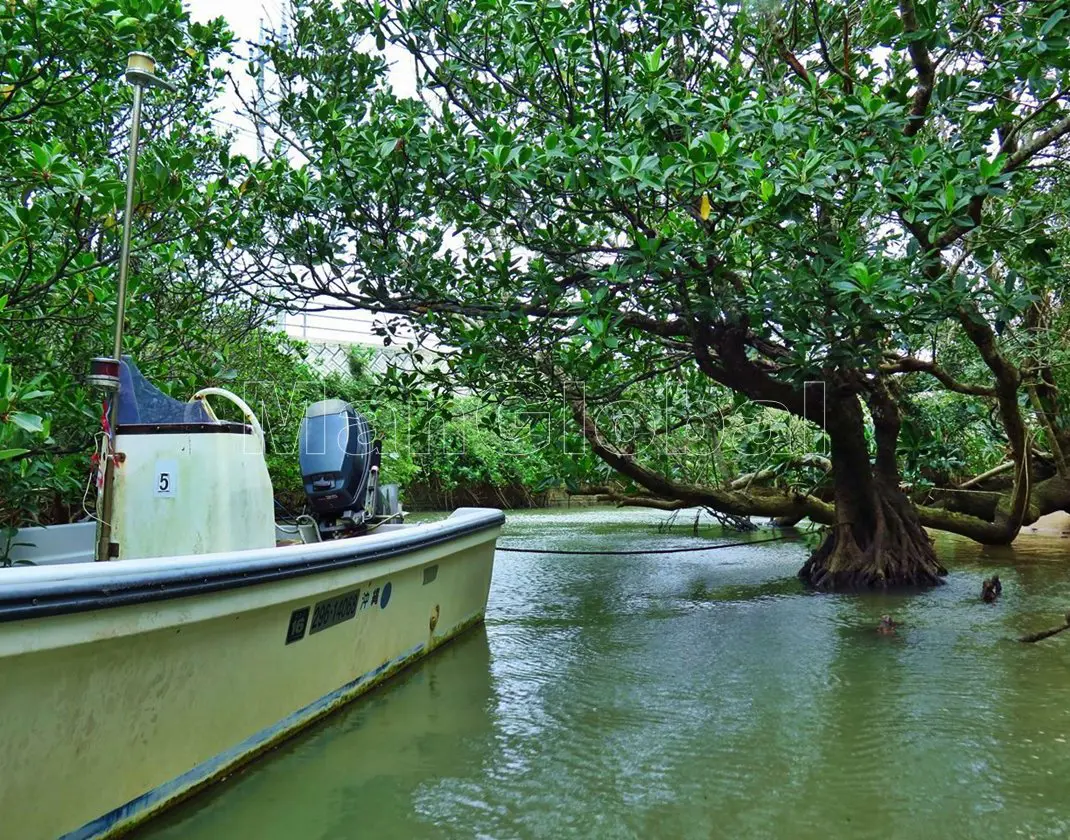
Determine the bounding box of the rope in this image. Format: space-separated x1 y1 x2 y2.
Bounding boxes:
494 534 794 556
928 486 1005 494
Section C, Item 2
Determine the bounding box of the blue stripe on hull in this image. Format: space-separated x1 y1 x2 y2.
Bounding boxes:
62 642 427 840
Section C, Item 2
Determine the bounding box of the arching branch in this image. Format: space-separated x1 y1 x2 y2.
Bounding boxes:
881 355 997 397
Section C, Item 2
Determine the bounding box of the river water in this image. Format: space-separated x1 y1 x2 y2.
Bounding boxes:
140 508 1070 839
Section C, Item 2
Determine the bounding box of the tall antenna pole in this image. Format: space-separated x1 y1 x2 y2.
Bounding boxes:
91 52 175 563
112 82 143 363
112 52 175 371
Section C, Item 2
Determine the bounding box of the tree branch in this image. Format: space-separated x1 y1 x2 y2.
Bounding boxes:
1005 111 1070 172
881 355 997 397
567 389 835 521
899 0 935 138
773 34 811 86
808 0 854 91
729 454 831 490
932 110 1070 250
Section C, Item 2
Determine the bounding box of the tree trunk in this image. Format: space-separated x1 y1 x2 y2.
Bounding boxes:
798 393 947 590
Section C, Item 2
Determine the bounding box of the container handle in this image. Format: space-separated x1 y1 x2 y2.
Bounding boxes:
189 388 266 453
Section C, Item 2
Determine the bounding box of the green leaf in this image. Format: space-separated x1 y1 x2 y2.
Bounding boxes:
645 44 665 74
848 262 873 289
9 412 43 434
0 449 27 461
30 142 49 172
1040 9 1066 37
759 179 775 202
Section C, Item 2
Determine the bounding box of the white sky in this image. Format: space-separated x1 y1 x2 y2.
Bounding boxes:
186 0 287 159
186 0 271 51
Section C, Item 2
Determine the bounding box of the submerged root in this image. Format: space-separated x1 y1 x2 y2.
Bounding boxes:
799 483 947 591
1019 612 1070 643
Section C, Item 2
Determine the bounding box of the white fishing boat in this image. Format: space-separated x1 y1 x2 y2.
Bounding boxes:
0 54 503 840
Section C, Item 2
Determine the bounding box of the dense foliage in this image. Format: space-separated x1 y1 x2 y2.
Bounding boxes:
239 342 568 511
0 0 263 523
7 0 1070 595
229 0 1070 587
0 1 584 526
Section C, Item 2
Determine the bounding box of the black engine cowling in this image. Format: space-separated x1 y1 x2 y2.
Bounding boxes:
298 399 375 518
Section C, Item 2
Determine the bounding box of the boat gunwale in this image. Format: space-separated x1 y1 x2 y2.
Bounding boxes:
116 421 253 435
0 508 504 623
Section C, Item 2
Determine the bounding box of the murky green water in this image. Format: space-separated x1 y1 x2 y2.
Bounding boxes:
140 508 1070 839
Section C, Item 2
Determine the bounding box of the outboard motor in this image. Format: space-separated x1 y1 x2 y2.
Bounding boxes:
298 399 400 538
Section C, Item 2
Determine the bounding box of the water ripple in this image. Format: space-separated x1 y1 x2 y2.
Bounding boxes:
140 509 1070 840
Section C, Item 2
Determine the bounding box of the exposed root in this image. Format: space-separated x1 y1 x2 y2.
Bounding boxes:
798 481 947 591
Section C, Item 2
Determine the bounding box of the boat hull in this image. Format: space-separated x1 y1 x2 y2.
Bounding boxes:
0 509 502 840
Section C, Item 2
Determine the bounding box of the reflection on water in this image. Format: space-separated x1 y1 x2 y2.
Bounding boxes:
141 509 1070 840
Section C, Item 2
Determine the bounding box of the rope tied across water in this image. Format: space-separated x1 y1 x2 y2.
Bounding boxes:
494 534 794 556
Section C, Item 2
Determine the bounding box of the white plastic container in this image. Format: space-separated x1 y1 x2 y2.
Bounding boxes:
109 426 275 560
